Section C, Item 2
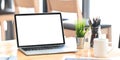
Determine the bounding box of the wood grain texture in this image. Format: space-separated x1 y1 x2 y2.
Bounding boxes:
14 0 39 13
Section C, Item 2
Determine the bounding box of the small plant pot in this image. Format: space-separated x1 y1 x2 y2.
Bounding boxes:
76 37 84 49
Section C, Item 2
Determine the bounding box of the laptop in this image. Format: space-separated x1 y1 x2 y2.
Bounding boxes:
14 13 77 55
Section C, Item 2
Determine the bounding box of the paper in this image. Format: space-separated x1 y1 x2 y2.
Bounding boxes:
0 40 17 60
0 56 17 60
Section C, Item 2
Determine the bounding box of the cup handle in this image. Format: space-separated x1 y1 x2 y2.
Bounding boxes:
107 42 114 54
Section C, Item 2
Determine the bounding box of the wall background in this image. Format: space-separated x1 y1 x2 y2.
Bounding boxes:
90 0 120 48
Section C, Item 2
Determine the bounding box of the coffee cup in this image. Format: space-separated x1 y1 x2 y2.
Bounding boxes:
93 38 113 58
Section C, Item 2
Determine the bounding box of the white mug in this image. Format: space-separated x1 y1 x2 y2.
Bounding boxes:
93 38 113 58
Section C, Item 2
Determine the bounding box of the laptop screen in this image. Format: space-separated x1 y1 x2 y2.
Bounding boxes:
15 13 65 47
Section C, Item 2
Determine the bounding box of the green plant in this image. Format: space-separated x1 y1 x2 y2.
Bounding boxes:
75 19 87 37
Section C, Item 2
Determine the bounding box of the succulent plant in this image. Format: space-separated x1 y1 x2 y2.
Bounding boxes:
75 19 87 37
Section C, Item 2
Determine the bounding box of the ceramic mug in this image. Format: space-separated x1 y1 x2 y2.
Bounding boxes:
93 38 113 58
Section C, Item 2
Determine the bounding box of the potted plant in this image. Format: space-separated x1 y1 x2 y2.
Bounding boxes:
75 19 87 49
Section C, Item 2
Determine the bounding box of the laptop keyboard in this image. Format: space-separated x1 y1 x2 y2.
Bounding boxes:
22 46 63 51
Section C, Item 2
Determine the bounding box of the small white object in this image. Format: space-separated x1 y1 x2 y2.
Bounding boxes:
1 0 5 10
93 38 112 58
3 21 7 31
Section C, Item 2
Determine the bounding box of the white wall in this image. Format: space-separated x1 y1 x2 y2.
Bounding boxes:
90 0 120 48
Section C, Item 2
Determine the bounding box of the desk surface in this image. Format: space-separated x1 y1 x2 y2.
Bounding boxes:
17 48 120 60
17 48 93 60
1 40 120 60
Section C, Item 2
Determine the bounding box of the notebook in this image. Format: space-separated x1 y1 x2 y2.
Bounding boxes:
14 13 77 55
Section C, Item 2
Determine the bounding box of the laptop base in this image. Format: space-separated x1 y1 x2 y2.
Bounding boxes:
19 37 77 55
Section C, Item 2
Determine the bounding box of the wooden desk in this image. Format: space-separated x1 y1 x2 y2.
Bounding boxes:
18 48 120 60
1 40 120 60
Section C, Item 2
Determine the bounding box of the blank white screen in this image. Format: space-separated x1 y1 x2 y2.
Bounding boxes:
16 14 64 46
